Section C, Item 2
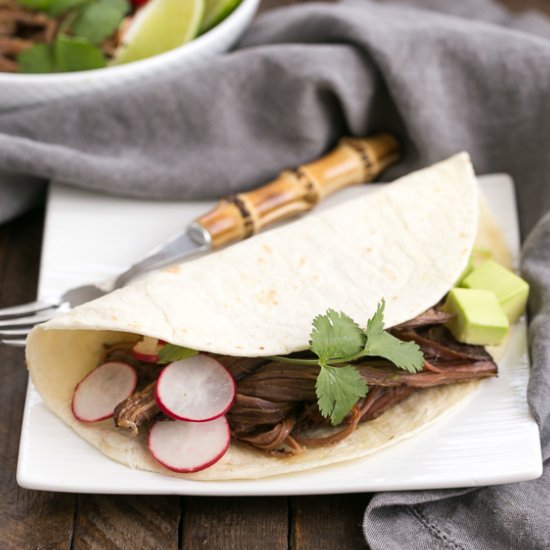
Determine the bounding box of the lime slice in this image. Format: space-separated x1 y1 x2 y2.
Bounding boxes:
112 0 205 65
199 0 240 34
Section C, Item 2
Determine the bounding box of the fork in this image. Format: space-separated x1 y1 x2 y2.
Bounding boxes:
0 134 399 347
0 223 212 347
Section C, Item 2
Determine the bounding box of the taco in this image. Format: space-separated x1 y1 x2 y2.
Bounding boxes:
25 152 511 480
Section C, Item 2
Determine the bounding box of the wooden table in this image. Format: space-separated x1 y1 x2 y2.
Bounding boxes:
1 0 544 548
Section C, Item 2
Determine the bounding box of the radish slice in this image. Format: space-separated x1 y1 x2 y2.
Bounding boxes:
72 362 138 423
131 336 164 363
155 354 235 422
148 416 230 472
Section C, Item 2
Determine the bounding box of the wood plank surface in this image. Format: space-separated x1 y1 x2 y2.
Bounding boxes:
0 207 76 550
73 495 181 550
182 497 288 549
291 495 369 550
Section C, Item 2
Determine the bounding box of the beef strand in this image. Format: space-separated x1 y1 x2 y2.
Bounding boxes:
392 308 454 330
236 363 318 402
233 415 302 455
114 382 159 437
227 394 296 426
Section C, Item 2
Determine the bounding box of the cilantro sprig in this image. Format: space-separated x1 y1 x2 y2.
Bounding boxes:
272 300 425 425
16 0 129 73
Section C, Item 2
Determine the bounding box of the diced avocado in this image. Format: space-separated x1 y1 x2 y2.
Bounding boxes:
444 288 509 345
455 256 475 286
462 259 529 324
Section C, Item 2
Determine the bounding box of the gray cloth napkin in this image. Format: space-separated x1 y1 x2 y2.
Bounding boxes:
1 0 549 547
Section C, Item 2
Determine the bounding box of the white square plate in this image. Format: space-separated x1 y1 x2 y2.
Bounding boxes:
17 174 542 495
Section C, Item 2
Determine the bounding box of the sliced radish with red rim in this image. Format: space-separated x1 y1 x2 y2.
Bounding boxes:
131 336 164 363
155 354 235 422
148 416 230 472
72 361 137 423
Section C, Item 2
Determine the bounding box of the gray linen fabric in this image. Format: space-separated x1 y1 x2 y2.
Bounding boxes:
1 0 549 547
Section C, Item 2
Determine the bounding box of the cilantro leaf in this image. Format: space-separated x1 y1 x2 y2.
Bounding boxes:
18 36 106 74
316 365 368 425
365 331 424 373
17 0 86 14
54 35 107 72
365 300 386 337
364 300 424 373
17 0 52 10
47 0 89 17
17 43 53 73
158 344 198 364
310 309 366 364
72 0 129 45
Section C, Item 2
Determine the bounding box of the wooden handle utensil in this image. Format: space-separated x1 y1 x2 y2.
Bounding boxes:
195 133 400 248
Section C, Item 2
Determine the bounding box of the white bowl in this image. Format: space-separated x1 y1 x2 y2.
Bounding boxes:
0 0 260 111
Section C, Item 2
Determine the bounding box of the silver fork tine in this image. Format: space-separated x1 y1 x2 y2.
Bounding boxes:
0 327 31 346
0 299 60 319
0 310 58 329
1 339 26 348
0 328 32 338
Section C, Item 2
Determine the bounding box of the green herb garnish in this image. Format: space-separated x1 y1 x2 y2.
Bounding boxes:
17 43 54 73
54 35 107 71
310 310 366 364
316 364 368 426
17 0 52 10
15 0 129 73
158 343 198 364
363 303 425 373
271 300 425 425
72 0 129 45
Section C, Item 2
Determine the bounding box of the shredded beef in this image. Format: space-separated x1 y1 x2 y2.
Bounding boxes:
111 311 498 455
227 323 497 454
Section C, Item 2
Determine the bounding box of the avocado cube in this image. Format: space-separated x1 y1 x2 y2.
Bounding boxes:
462 260 529 323
444 288 509 345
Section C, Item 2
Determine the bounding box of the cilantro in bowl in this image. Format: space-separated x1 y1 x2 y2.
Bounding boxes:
0 0 241 73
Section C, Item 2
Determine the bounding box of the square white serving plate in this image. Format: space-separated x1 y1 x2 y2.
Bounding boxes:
17 174 543 495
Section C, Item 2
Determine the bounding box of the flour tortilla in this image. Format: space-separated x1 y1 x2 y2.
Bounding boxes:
26 153 507 480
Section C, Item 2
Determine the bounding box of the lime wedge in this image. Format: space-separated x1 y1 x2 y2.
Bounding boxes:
112 0 204 65
199 0 240 34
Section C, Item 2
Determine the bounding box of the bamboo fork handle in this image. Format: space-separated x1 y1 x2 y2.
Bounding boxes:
195 133 400 249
